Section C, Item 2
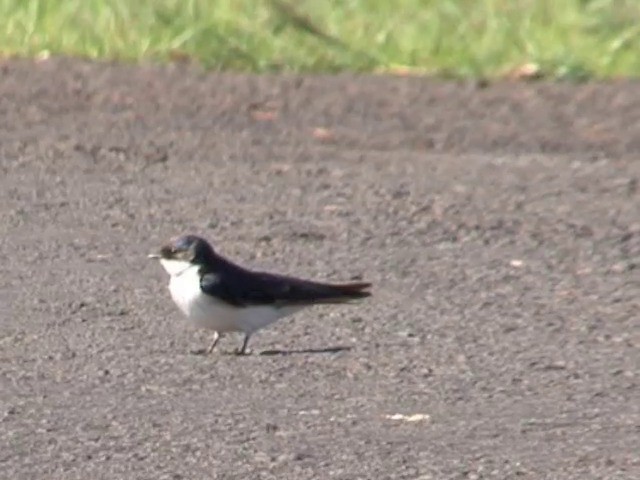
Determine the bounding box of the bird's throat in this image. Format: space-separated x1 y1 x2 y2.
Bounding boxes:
159 258 195 277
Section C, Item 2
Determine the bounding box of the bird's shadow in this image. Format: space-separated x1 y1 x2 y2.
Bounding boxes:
259 345 352 356
189 345 352 357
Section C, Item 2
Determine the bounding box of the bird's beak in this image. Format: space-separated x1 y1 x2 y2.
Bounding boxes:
147 253 160 259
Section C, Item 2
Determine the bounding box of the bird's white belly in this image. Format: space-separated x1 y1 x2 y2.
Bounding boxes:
167 264 303 334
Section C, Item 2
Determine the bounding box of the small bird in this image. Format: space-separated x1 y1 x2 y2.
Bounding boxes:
149 234 371 354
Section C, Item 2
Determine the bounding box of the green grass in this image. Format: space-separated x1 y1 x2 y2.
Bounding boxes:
1 0 640 78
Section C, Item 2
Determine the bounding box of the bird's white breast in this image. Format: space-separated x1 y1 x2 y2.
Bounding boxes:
159 259 304 334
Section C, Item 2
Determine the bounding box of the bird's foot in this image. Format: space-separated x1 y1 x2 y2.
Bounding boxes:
205 331 221 354
233 334 252 356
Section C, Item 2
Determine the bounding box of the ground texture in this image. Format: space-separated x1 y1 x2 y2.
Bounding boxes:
0 59 638 480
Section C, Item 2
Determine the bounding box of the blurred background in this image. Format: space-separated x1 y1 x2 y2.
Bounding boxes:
1 0 639 78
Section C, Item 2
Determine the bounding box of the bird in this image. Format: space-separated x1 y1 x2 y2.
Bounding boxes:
148 234 371 354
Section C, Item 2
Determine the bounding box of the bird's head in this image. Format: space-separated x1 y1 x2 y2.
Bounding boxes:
149 234 216 276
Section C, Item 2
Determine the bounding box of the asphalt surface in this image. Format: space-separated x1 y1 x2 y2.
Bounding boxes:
0 58 638 480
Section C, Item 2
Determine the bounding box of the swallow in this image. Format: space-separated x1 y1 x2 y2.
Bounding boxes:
149 235 371 354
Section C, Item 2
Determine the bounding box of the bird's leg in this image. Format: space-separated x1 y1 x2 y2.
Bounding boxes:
206 331 221 354
236 334 251 355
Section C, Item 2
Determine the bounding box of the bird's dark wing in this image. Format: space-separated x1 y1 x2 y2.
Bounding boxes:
200 267 371 308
